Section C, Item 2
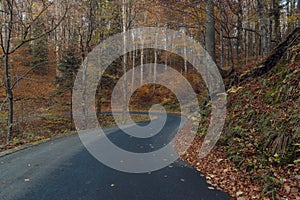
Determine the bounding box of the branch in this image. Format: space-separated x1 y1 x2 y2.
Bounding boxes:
0 31 6 55
8 5 69 55
21 2 53 42
0 97 8 111
215 26 260 40
0 10 8 14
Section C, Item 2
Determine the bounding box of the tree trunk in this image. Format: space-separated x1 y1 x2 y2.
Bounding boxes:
4 53 13 144
1 0 14 143
205 0 216 62
122 0 128 118
219 6 223 69
164 26 168 71
257 0 269 57
236 0 243 66
273 0 281 45
296 0 300 26
140 42 144 86
131 48 136 93
55 0 63 85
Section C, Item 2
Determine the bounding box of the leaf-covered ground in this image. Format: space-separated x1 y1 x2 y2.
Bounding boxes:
175 47 300 199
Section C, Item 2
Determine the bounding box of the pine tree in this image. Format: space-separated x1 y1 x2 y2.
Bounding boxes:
57 45 81 92
31 21 49 75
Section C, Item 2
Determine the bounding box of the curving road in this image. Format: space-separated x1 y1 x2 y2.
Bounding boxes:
0 114 230 200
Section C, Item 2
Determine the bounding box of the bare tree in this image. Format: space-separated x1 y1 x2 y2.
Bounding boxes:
0 0 68 143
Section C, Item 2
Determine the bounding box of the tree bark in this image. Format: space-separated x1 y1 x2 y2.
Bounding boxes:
257 0 269 57
236 0 243 66
219 5 223 69
205 0 216 62
1 0 14 143
122 0 128 118
140 40 144 85
296 0 300 26
131 47 136 93
273 0 281 45
55 0 63 85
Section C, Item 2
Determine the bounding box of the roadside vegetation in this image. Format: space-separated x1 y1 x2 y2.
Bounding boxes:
0 0 299 199
176 39 300 199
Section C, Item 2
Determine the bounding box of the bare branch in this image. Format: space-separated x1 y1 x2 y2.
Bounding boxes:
21 2 54 41
0 9 8 14
8 4 69 55
0 97 8 111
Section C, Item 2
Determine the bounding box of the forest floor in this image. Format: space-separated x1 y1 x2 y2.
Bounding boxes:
174 49 300 199
175 135 299 200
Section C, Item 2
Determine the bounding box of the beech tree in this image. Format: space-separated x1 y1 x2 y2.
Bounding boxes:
205 0 216 62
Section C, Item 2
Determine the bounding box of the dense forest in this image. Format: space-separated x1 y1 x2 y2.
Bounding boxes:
0 0 299 199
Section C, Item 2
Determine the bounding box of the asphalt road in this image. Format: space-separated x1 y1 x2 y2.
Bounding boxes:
0 114 231 200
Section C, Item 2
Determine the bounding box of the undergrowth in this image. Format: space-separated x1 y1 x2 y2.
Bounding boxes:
218 46 300 198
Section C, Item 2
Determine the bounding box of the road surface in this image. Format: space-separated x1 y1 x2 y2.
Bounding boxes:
0 114 230 200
